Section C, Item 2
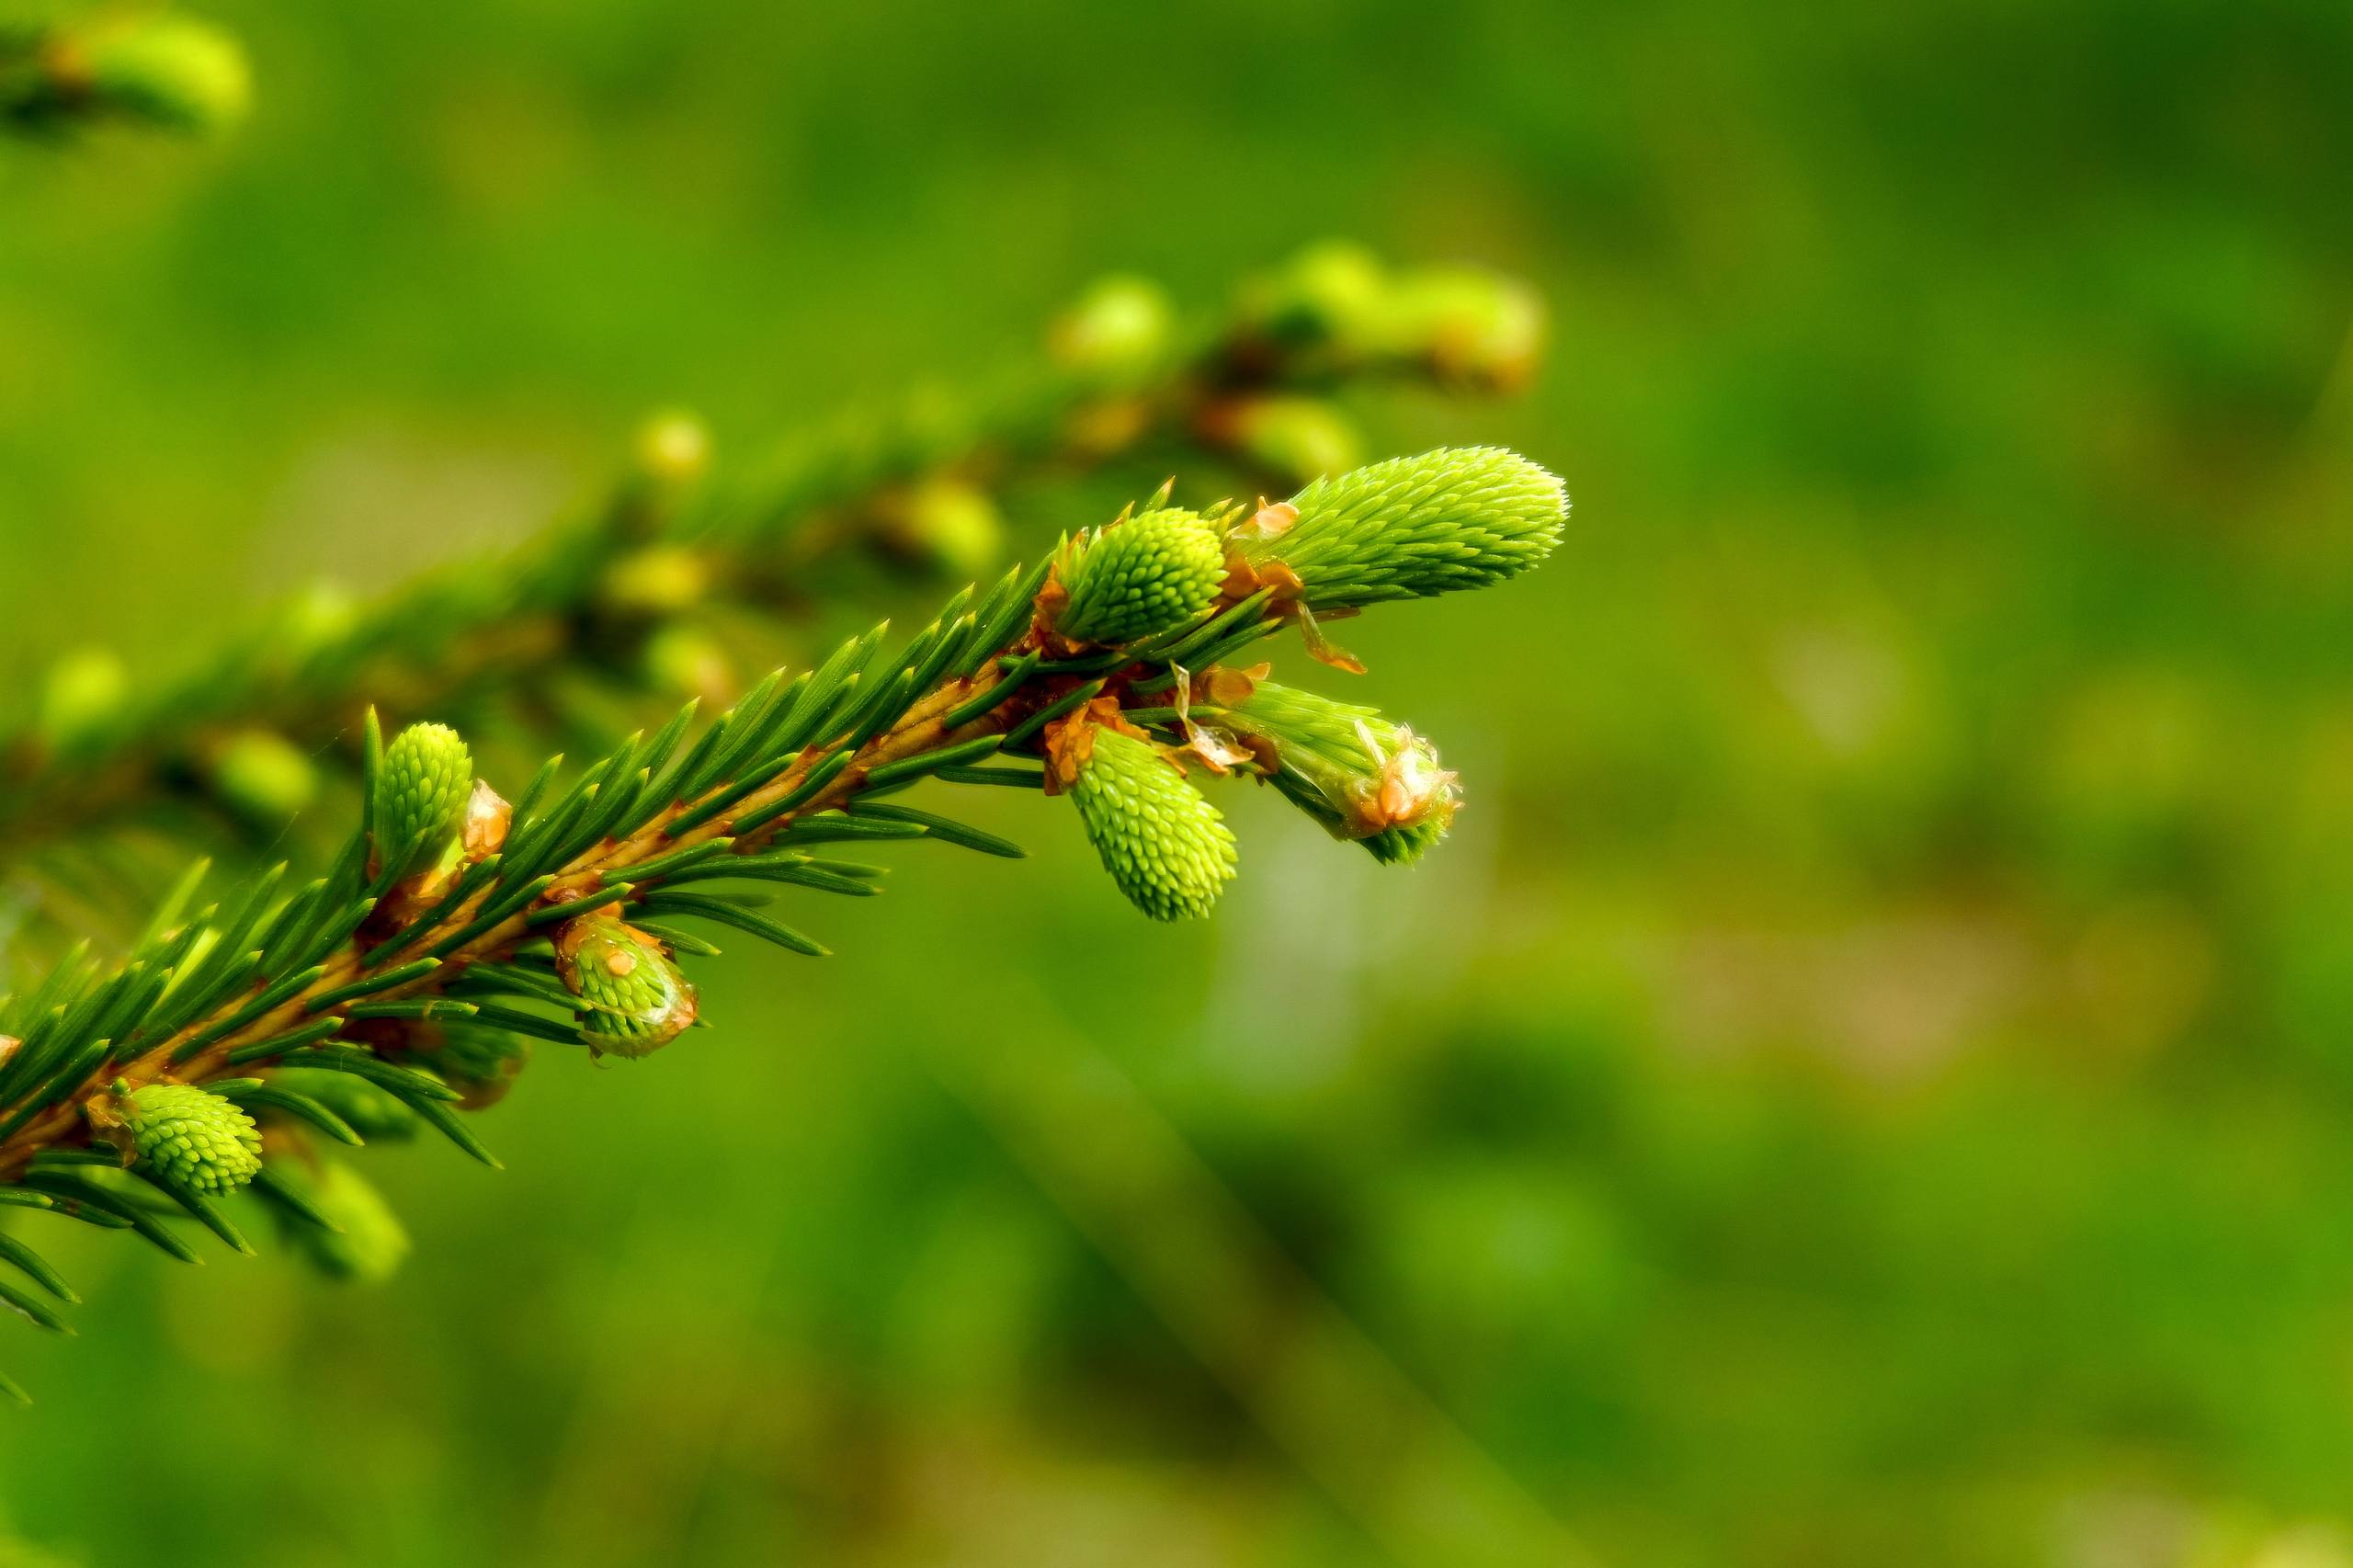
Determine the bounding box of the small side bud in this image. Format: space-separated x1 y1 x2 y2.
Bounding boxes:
1052 506 1225 646
1233 446 1566 610
554 915 698 1059
117 1082 262 1197
1065 728 1237 921
274 1159 412 1285
1051 275 1175 383
1211 681 1459 865
376 722 473 880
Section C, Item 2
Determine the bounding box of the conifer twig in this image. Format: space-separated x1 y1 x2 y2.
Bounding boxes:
0 249 1543 868
0 445 1565 1398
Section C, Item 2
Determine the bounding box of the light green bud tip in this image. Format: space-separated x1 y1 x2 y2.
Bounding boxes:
80 16 251 136
377 722 472 877
1222 681 1459 865
1237 446 1565 609
1067 729 1237 921
1054 506 1226 646
123 1083 261 1197
278 1160 411 1285
554 916 698 1059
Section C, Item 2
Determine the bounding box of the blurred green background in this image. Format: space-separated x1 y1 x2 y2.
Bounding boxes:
3 0 2351 1563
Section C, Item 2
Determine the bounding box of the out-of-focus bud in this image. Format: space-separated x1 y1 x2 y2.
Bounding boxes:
1051 275 1176 384
632 409 711 493
36 647 129 754
275 1158 412 1284
597 543 710 618
1243 242 1388 353
205 727 319 825
1381 267 1546 392
1216 395 1363 485
641 623 736 706
65 14 251 137
889 479 1005 579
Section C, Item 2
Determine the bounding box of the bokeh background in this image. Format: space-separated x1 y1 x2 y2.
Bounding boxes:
3 1 2351 1563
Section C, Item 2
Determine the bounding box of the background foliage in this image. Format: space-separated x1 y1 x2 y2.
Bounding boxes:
2 0 2349 1563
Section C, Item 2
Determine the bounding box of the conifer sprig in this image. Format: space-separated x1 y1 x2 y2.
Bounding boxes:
0 445 1564 1397
0 251 1545 873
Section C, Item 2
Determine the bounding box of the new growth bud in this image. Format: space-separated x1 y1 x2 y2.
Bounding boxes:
375 722 472 880
1064 728 1237 921
274 1159 412 1285
1051 275 1176 383
1212 681 1460 865
117 1082 262 1197
1233 447 1566 609
554 915 698 1059
1052 505 1225 646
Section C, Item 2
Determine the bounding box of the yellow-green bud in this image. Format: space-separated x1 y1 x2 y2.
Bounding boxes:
376 722 472 878
1237 447 1565 609
554 916 698 1059
119 1082 261 1197
74 15 251 137
1053 506 1225 646
598 543 710 617
1066 729 1236 921
276 1159 411 1285
207 727 319 825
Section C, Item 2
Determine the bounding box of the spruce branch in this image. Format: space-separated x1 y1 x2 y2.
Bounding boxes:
0 445 1564 1397
0 250 1545 880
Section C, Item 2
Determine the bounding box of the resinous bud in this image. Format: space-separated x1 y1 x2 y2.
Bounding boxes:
554 915 698 1059
1066 729 1237 921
